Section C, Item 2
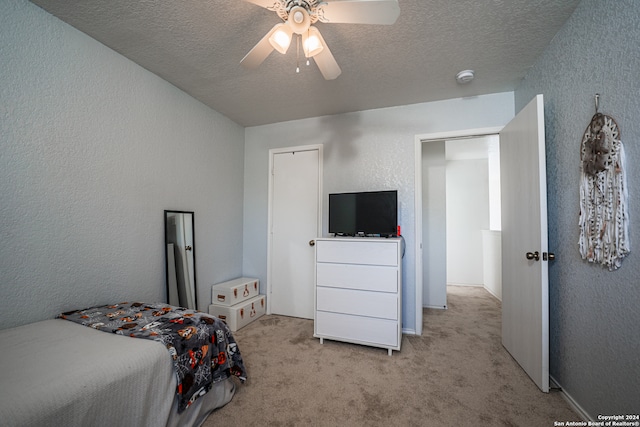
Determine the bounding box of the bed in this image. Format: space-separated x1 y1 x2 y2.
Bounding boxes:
0 302 247 427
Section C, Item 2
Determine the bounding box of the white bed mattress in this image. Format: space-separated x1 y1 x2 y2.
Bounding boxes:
0 319 234 427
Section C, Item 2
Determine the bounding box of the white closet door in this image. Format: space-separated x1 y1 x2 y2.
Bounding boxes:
269 148 320 319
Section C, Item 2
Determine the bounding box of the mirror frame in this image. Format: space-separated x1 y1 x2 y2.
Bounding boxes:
164 210 197 309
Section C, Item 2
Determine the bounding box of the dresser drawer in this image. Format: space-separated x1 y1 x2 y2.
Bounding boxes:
315 311 398 347
316 263 398 292
316 287 397 320
316 239 398 266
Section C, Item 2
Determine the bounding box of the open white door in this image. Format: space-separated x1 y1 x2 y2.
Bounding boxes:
268 147 322 319
500 94 549 392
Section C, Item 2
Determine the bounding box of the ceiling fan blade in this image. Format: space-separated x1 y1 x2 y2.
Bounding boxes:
312 28 341 80
240 24 280 69
242 0 280 10
317 0 400 25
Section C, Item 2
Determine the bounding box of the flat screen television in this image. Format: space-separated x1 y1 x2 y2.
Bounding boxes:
329 190 397 237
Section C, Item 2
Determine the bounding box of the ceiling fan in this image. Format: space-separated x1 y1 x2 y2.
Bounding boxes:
241 0 400 80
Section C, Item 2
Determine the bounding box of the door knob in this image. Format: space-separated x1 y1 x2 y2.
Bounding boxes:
309 240 315 247
525 251 540 261
185 245 192 251
543 252 556 261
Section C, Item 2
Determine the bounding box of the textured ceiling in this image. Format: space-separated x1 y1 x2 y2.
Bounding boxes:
29 0 581 127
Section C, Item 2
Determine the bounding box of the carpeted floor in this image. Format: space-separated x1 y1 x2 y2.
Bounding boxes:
203 285 579 426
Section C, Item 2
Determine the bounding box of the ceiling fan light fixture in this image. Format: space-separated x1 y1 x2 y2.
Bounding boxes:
242 0 400 80
302 27 324 58
269 23 293 54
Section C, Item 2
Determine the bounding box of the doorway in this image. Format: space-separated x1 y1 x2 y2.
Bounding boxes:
420 135 501 307
419 134 501 309
413 127 503 335
267 145 323 319
414 95 549 392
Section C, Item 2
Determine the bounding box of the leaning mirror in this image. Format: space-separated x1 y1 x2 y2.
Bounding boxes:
164 210 197 309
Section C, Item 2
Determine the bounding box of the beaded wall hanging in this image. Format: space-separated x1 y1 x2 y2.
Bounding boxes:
578 94 630 270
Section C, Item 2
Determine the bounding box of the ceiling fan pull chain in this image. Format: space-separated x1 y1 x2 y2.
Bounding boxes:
296 34 300 73
306 28 311 65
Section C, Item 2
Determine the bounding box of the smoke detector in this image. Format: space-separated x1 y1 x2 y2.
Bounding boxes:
456 69 475 84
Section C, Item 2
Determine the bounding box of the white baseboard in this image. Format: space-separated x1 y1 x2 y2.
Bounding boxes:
484 285 502 301
550 375 592 421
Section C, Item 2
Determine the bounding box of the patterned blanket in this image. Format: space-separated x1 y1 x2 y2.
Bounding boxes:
58 302 247 412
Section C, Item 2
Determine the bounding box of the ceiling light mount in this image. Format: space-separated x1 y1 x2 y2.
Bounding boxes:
456 69 475 84
275 0 320 24
288 6 311 34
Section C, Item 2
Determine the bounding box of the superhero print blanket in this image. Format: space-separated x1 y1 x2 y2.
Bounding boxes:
58 302 247 412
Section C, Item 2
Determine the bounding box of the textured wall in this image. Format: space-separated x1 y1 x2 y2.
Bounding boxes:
515 0 640 417
0 0 245 329
243 93 514 332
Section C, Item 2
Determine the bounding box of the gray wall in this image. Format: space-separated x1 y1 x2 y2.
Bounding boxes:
0 0 246 329
515 0 639 417
243 93 514 332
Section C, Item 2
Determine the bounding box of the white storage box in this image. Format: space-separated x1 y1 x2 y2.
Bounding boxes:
208 295 265 332
211 277 259 306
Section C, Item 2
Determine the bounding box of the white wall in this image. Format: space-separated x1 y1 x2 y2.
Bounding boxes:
243 93 514 332
446 158 489 285
487 136 502 230
482 230 502 300
0 0 246 329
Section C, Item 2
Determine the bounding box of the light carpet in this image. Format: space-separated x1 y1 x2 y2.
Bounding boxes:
203 285 578 426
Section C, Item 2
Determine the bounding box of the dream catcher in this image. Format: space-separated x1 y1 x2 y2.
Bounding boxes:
578 94 630 270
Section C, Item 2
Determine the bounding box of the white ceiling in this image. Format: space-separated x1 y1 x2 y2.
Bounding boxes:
29 0 581 127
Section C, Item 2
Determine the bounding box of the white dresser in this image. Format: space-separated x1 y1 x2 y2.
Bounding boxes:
314 237 402 355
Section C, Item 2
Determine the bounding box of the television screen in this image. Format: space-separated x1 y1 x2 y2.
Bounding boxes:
329 190 397 236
